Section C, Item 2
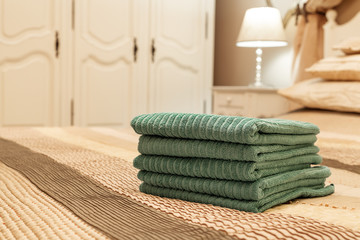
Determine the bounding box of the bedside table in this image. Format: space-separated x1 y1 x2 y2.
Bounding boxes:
212 86 294 118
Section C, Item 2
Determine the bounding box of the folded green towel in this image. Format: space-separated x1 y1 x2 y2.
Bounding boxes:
131 113 319 145
134 154 322 181
139 183 335 213
138 166 331 201
138 136 319 161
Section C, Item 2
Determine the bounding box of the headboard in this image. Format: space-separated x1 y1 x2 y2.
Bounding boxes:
323 9 360 57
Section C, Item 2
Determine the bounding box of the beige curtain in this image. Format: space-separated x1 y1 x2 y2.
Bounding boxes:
292 0 343 83
292 14 326 83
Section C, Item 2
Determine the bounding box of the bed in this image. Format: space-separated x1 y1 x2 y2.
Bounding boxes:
1 9 360 240
1 126 359 240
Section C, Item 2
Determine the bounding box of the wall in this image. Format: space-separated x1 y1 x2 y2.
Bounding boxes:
214 0 298 87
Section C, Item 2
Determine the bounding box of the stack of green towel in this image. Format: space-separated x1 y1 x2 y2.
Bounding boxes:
131 113 334 213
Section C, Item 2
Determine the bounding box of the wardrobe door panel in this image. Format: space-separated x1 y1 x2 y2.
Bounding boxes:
149 0 206 113
74 0 134 126
2 56 50 125
155 61 199 113
85 60 130 125
0 0 60 126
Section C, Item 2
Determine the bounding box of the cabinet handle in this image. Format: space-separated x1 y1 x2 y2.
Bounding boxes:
151 39 156 63
133 37 138 62
55 31 60 58
226 97 232 105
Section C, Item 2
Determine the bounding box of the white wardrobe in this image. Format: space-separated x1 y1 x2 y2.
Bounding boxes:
0 0 215 127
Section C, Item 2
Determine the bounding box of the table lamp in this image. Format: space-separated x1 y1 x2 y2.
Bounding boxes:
236 7 287 87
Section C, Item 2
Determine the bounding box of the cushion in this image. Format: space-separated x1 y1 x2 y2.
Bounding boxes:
333 37 360 54
306 55 360 80
278 78 360 113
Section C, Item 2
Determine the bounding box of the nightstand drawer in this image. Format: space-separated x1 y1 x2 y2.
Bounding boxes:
213 107 246 116
215 93 246 108
213 86 292 118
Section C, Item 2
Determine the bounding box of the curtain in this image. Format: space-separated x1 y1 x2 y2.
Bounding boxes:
292 0 343 83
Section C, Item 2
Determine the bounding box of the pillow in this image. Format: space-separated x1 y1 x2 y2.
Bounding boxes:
333 37 360 54
306 54 360 80
278 78 360 113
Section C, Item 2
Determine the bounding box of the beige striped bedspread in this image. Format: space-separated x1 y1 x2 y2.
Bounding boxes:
0 116 359 239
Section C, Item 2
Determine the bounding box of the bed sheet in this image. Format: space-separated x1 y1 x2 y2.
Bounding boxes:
0 126 359 239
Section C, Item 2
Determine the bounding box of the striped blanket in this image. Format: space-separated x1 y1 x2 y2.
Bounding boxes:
0 124 359 239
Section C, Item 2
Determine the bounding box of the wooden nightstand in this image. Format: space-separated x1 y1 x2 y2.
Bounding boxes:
212 86 294 118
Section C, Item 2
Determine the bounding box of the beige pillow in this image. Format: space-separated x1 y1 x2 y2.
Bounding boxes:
333 37 360 54
306 55 360 80
278 78 360 113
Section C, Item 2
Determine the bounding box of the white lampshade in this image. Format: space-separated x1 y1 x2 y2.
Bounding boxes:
236 7 287 48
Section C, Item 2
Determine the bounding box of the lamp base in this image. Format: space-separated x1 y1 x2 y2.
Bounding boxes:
249 81 267 88
249 81 274 88
247 47 274 88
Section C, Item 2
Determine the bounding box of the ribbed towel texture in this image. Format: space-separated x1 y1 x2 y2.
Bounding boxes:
131 112 319 145
137 166 331 201
139 183 335 213
134 154 322 181
131 113 334 213
138 136 320 161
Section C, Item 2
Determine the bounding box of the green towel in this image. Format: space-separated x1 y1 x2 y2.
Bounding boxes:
137 166 331 201
133 154 322 181
138 136 319 161
139 183 335 213
131 113 319 145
